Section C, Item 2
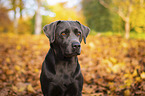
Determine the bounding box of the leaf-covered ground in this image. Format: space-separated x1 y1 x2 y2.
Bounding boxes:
0 34 145 96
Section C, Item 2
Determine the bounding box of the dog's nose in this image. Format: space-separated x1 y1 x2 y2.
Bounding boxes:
72 42 81 49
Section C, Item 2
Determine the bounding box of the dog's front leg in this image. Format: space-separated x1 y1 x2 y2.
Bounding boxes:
46 82 64 96
64 82 82 96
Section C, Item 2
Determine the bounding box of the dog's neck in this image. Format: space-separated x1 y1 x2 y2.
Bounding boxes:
51 47 78 62
45 48 78 75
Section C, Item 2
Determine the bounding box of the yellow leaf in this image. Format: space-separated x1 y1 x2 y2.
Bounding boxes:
14 65 21 71
140 72 145 79
110 86 116 91
12 85 18 92
135 77 141 82
89 42 95 49
124 89 130 96
124 73 133 79
27 84 36 93
109 57 117 63
6 57 10 63
119 85 126 89
136 65 141 69
16 45 21 50
122 42 128 48
108 82 114 86
106 68 112 73
16 82 27 92
18 87 26 92
34 68 39 73
111 64 121 73
35 51 40 55
132 70 138 77
103 59 112 66
124 79 133 87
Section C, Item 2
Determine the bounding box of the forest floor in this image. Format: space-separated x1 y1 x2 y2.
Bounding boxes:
0 34 145 96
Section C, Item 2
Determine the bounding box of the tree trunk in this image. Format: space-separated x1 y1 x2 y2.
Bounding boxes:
12 0 18 34
140 0 144 7
14 10 18 33
125 17 130 39
19 0 23 19
34 0 42 35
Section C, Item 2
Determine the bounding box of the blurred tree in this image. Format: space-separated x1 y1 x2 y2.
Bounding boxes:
82 0 112 32
19 0 24 19
17 18 33 34
34 0 42 35
10 0 24 33
82 0 124 32
41 2 86 28
0 7 13 33
131 0 145 33
98 0 145 39
48 2 85 24
11 0 18 33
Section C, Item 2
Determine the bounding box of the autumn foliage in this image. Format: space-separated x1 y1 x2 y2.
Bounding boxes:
0 34 145 96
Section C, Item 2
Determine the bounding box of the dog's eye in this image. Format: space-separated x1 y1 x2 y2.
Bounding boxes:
77 32 81 36
61 32 66 36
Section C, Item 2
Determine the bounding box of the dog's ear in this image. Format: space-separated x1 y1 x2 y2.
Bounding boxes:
76 21 90 44
43 20 61 43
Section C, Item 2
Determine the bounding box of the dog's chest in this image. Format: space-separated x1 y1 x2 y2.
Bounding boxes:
56 61 76 76
54 61 77 84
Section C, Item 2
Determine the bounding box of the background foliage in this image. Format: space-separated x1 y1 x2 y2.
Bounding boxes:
82 0 123 32
0 34 145 96
0 0 145 96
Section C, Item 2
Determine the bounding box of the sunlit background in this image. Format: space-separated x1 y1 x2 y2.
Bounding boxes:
1 0 145 38
0 0 145 96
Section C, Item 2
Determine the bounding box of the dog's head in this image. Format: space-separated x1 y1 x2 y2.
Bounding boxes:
43 20 90 57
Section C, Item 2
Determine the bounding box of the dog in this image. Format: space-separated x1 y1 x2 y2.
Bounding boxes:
40 20 90 96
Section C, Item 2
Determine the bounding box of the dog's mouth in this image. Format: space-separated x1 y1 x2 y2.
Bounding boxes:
64 52 80 57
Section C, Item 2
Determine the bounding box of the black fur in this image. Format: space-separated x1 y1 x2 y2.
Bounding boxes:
40 20 90 96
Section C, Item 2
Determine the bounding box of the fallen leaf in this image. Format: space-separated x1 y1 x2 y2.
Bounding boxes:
27 84 36 93
124 89 130 96
140 72 145 79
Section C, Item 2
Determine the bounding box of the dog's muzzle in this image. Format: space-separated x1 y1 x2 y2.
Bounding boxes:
72 42 81 55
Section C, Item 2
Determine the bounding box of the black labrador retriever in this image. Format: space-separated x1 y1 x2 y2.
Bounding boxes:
40 20 90 96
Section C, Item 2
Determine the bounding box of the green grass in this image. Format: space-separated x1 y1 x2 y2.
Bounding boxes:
129 32 145 39
90 30 145 40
